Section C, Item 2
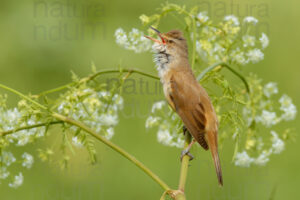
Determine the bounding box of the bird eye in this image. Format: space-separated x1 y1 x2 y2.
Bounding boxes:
168 40 174 43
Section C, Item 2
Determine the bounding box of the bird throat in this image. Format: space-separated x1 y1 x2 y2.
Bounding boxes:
152 43 172 80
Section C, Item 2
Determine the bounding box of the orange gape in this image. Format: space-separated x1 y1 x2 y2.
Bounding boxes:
145 27 223 186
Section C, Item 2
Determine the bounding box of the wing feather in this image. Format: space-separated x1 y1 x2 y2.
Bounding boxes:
168 73 209 150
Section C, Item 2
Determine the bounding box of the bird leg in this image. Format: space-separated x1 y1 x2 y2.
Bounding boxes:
181 139 196 161
182 125 187 135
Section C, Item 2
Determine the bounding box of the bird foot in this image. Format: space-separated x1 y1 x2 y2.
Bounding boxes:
180 149 194 161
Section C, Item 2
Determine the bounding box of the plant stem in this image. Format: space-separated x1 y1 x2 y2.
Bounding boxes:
52 113 171 191
38 68 159 96
191 17 197 70
0 84 47 109
178 132 192 193
0 83 171 192
0 121 63 137
196 62 250 93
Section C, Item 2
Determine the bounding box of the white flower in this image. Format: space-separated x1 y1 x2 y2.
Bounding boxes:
14 130 33 146
1 108 21 131
57 102 68 114
9 172 23 188
279 95 297 121
260 33 269 49
151 101 166 113
0 151 16 166
270 131 285 154
115 28 151 53
157 129 173 146
145 116 160 128
99 114 118 126
6 108 21 122
279 94 293 108
281 104 297 121
213 43 226 54
98 91 110 98
112 94 124 109
254 151 270 166
224 15 239 26
246 49 264 63
256 110 278 127
105 127 114 140
72 136 84 148
242 35 256 47
243 16 258 25
231 50 248 65
21 152 34 169
0 167 10 179
234 151 254 167
197 12 209 26
263 82 278 98
115 28 129 47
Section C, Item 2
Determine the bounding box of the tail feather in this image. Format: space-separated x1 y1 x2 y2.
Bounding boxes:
206 131 223 186
211 147 223 186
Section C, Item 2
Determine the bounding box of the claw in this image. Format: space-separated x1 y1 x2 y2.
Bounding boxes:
180 138 196 162
181 149 194 161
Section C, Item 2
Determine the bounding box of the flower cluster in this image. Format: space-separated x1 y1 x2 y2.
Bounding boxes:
0 76 124 187
0 107 45 146
195 15 268 65
116 8 269 68
115 28 152 53
234 75 296 167
234 130 285 167
243 76 297 128
57 86 124 142
145 101 185 148
0 150 33 188
0 95 39 188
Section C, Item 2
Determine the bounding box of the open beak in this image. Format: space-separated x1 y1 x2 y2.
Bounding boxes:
144 26 166 44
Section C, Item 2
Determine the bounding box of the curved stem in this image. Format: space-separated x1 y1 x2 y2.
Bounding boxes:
38 68 159 96
0 121 63 137
0 84 47 109
0 83 171 192
196 62 250 93
52 113 171 191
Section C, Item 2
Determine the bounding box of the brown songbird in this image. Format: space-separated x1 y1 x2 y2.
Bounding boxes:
145 27 223 186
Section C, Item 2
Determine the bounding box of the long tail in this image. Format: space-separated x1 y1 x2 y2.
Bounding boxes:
206 131 223 186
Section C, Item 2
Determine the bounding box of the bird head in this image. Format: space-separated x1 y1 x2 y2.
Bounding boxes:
145 27 188 58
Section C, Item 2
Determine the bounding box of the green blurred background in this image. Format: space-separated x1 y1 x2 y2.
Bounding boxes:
0 0 299 199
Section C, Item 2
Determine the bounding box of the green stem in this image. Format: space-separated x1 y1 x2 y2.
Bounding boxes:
178 133 192 192
196 62 250 93
191 17 197 70
38 68 159 96
38 83 74 97
168 5 197 70
0 121 63 137
0 84 47 109
52 113 171 191
0 83 171 192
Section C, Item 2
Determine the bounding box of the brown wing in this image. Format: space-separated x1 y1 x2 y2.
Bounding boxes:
167 71 213 150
